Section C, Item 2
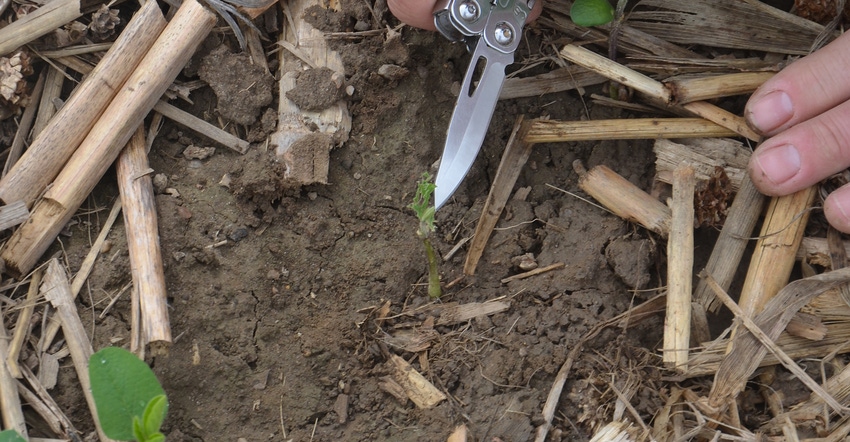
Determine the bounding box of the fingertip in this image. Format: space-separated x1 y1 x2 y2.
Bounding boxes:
748 140 804 197
387 0 542 31
745 89 794 136
824 186 850 233
748 162 782 197
528 0 543 22
387 0 439 31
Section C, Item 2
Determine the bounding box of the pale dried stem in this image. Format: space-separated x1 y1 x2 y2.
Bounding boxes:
16 382 60 435
7 267 43 378
559 44 671 102
664 164 695 370
153 101 250 154
524 118 737 144
666 72 775 104
576 163 671 237
559 44 761 141
0 0 217 277
681 101 761 141
4 71 45 177
702 271 846 415
737 187 817 317
653 138 750 191
0 303 26 437
500 262 565 284
693 175 766 312
42 258 115 441
464 117 533 275
31 65 66 138
116 128 171 353
0 0 82 56
0 201 30 232
0 0 167 208
500 65 607 100
20 364 77 436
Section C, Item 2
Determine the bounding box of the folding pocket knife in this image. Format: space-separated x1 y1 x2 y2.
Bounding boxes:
432 0 534 209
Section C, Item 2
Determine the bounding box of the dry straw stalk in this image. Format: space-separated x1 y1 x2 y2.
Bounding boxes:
42 259 116 442
577 163 671 237
665 72 775 104
663 164 695 370
0 0 167 208
1 0 217 277
737 187 817 317
524 118 737 143
116 128 171 353
0 0 82 56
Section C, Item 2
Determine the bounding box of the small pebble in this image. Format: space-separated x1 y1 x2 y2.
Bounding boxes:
377 64 409 81
183 145 216 160
511 253 538 271
152 173 168 194
176 206 192 220
219 173 232 188
354 20 370 31
229 227 249 242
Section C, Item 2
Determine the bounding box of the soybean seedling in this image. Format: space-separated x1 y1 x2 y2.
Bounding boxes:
89 347 168 442
409 172 442 299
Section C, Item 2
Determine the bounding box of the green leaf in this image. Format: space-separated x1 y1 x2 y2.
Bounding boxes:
409 172 437 235
142 395 168 437
0 430 27 442
570 0 615 27
133 415 146 441
89 347 166 440
147 433 165 442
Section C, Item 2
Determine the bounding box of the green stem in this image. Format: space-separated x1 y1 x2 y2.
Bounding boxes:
422 237 441 299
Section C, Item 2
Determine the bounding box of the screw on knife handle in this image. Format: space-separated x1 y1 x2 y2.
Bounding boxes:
433 0 532 54
434 0 490 42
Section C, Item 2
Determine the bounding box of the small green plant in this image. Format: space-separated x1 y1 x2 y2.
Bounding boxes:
89 347 168 442
0 430 26 442
409 172 441 299
570 0 615 26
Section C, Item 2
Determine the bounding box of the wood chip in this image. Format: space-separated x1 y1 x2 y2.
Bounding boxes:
388 355 446 409
435 301 511 326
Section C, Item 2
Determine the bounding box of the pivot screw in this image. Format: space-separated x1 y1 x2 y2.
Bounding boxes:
458 1 480 22
494 22 514 46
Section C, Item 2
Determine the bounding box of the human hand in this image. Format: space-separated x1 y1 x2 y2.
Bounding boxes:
387 0 543 31
746 31 850 232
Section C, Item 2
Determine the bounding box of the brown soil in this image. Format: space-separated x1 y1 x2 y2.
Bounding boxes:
2 1 749 441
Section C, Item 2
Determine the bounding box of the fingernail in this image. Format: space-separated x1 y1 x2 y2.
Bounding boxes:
747 90 793 133
754 144 801 185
